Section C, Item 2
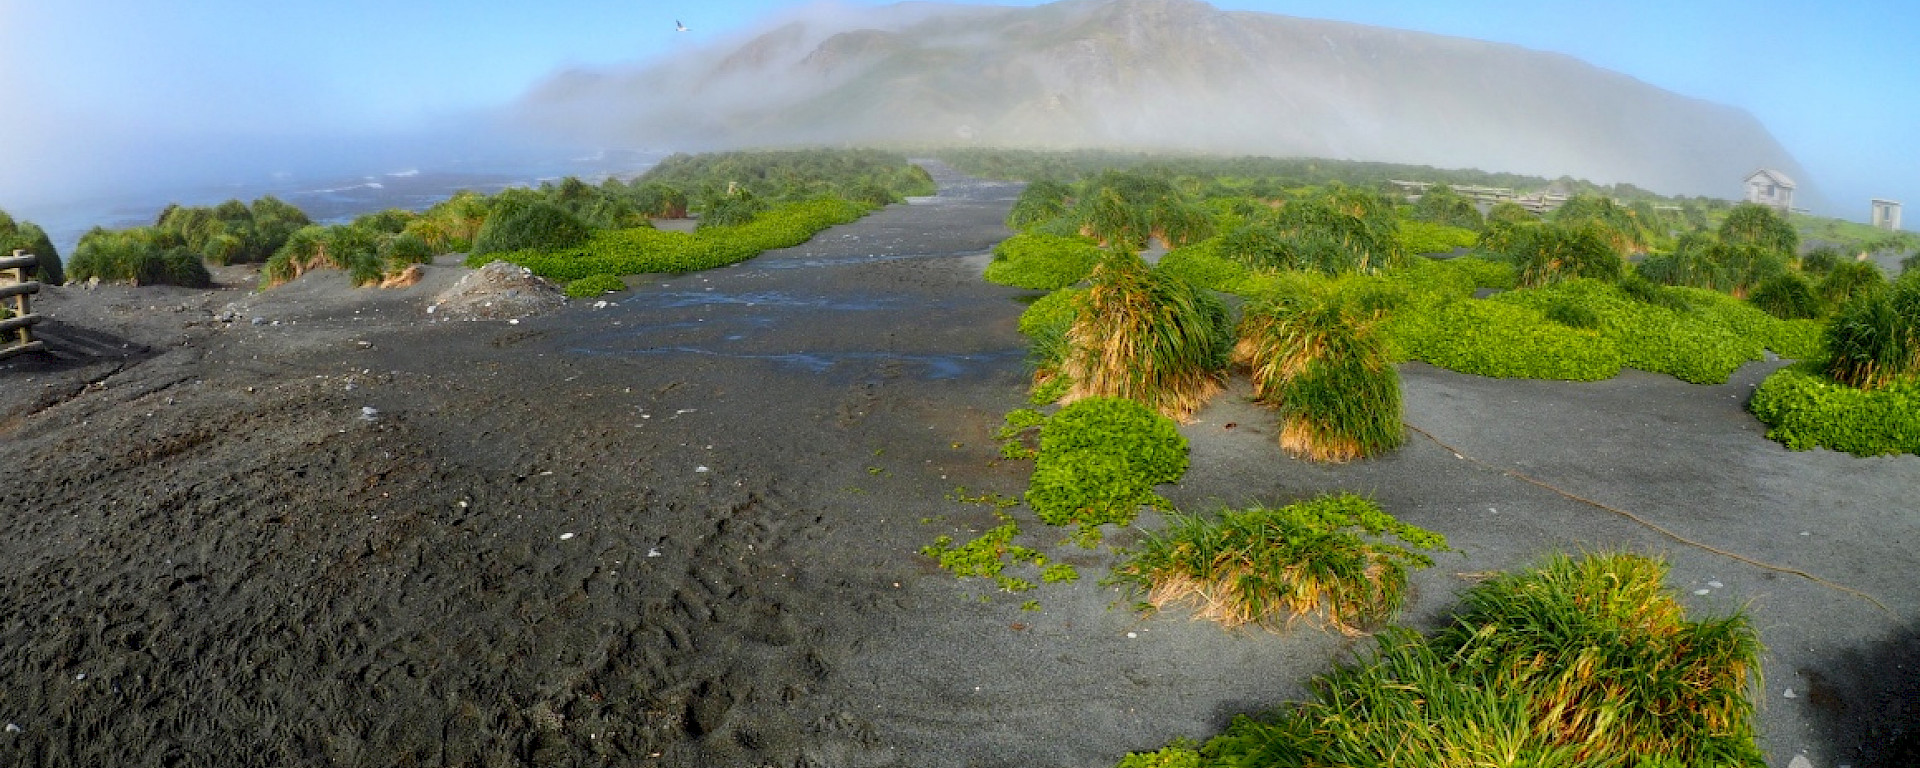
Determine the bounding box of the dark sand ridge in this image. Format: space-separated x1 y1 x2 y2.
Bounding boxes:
1 163 1915 767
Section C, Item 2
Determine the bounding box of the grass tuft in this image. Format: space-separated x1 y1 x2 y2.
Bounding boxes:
1115 494 1448 634
1061 254 1232 421
1237 282 1406 462
1193 552 1765 768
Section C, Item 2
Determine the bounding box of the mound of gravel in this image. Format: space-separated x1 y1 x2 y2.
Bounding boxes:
429 261 565 320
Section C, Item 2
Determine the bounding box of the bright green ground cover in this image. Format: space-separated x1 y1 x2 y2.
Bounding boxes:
983 233 1105 290
1396 220 1479 255
1749 362 1920 456
468 198 869 279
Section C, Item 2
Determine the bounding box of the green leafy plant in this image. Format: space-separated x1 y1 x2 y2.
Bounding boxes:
1023 397 1189 540
1750 361 1920 455
564 274 627 298
983 233 1104 290
1114 494 1448 634
1396 220 1479 255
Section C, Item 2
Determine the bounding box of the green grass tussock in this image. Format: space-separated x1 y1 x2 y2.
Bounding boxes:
983 233 1105 290
1114 494 1448 634
1238 284 1407 462
1059 255 1232 421
1135 552 1764 768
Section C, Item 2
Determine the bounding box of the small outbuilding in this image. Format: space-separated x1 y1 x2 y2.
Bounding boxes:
1744 169 1796 213
1871 199 1902 231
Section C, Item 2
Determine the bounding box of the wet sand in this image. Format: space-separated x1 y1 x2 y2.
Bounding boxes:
2 163 1916 767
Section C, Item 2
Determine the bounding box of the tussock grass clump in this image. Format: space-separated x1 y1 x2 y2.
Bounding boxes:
1115 494 1448 634
1822 271 1919 389
1237 284 1406 462
1823 271 1920 390
1186 552 1765 768
1059 255 1232 421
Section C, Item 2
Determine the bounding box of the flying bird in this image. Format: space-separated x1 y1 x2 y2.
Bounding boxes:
676 20 689 32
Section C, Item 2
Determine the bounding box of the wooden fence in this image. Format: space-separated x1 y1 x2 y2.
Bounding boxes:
1 249 47 360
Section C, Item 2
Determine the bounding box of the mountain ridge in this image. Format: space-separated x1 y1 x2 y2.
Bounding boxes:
518 0 1809 200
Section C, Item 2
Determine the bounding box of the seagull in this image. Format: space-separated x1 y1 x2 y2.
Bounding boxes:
676 19 690 32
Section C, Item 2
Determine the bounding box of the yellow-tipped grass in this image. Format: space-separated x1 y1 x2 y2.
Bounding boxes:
1201 552 1766 767
1060 255 1231 422
1116 494 1448 635
1237 286 1405 462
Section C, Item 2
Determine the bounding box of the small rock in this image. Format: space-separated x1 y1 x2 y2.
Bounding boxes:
1693 589 1711 596
360 406 380 421
1790 757 1813 768
74 673 85 681
1707 580 1723 588
4 723 19 733
1783 687 1797 699
559 533 575 541
1125 632 1137 639
647 547 662 558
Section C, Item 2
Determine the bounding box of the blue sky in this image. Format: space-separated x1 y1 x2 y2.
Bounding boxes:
1 0 1914 222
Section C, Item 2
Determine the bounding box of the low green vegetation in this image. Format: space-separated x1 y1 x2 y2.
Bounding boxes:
1025 397 1188 542
1748 270 1920 455
1114 494 1448 634
1749 362 1920 456
472 197 869 278
564 273 628 299
1395 219 1478 255
983 232 1105 290
1118 552 1764 768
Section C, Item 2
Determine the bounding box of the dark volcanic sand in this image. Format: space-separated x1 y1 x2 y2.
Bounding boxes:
2 164 1916 768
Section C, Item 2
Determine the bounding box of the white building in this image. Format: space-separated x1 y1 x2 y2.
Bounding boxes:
1871 199 1902 231
1744 169 1796 212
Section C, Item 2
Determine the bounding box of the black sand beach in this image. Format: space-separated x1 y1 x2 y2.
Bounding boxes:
2 164 1914 767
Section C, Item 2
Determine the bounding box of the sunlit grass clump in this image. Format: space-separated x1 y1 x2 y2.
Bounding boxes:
1114 494 1448 634
1060 254 1232 421
1123 552 1766 768
1237 283 1405 462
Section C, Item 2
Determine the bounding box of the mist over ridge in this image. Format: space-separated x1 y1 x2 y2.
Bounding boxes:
517 0 1811 203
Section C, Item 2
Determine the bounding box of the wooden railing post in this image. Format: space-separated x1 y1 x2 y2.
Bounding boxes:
0 249 48 360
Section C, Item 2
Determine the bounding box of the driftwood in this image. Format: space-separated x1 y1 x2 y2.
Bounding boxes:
0 249 46 360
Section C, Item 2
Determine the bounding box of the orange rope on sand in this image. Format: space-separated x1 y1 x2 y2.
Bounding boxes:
1404 422 1894 617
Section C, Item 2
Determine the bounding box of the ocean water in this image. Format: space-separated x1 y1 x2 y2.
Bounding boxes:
21 148 663 261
